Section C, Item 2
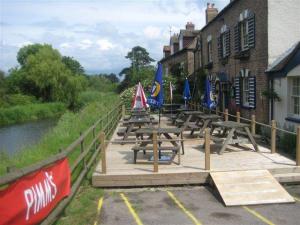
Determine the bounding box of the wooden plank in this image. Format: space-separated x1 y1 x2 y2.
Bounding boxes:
210 170 295 206
92 172 210 187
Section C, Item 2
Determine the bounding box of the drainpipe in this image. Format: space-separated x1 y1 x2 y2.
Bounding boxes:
270 78 274 121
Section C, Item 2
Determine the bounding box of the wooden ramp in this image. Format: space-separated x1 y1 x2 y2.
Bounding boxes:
210 170 295 206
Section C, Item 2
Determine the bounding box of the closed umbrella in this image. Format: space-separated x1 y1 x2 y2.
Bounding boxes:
183 78 191 108
132 82 148 110
203 78 216 109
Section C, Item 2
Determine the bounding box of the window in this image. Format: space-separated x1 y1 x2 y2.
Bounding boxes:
291 77 300 116
234 9 255 54
241 20 249 51
242 77 250 106
179 34 183 50
222 34 227 58
208 41 212 63
218 25 230 59
234 69 256 109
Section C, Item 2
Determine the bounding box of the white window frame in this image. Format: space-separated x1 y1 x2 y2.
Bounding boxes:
179 34 183 50
241 20 249 51
290 77 300 117
242 77 250 107
221 34 227 58
171 45 174 55
208 41 213 63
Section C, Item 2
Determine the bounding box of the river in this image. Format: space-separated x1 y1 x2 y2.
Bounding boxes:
0 119 57 156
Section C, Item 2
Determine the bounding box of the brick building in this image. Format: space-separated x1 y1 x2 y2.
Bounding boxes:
160 23 200 77
199 0 300 123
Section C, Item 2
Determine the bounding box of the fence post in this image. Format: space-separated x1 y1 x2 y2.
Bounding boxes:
216 107 219 115
205 128 210 170
153 131 158 172
297 127 300 166
236 111 240 123
93 127 96 152
100 132 106 174
6 166 16 173
224 109 228 121
80 132 86 169
271 120 276 154
122 104 126 118
251 115 256 135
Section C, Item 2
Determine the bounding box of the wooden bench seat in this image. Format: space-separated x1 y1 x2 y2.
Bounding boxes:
131 145 180 163
235 130 262 140
210 136 224 144
117 128 138 136
188 124 200 129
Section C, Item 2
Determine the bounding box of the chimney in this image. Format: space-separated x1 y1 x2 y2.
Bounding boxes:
163 45 171 58
185 22 195 31
206 2 218 24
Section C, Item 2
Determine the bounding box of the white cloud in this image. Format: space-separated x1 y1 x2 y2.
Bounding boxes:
78 39 93 50
143 26 161 39
96 39 115 51
59 42 72 49
17 41 33 48
1 0 230 73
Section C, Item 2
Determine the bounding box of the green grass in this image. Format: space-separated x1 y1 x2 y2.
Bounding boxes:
0 102 66 126
0 92 119 175
55 168 104 225
55 182 104 225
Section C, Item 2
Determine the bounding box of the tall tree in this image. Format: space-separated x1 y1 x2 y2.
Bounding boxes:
62 56 85 75
125 46 155 70
16 43 44 66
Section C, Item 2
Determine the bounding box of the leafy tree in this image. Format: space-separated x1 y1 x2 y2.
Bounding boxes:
118 46 155 92
62 56 85 75
125 46 155 70
103 73 119 83
16 43 44 66
87 75 118 92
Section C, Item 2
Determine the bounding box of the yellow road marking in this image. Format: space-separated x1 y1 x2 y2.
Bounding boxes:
94 197 104 225
243 206 275 225
167 191 202 225
120 193 144 225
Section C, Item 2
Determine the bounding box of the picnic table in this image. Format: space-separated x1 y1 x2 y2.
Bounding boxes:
120 117 155 141
197 114 221 136
177 111 204 132
208 121 259 154
132 127 184 164
162 104 182 114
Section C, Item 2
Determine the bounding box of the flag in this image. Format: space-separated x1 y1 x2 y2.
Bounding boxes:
183 78 191 101
203 78 216 109
169 81 173 102
147 63 164 108
132 82 148 109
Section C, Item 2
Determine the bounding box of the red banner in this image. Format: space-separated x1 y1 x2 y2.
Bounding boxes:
0 158 71 225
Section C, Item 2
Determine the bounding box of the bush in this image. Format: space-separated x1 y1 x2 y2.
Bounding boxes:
0 102 66 126
0 94 37 108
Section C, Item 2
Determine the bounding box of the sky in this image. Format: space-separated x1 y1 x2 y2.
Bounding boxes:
0 0 229 74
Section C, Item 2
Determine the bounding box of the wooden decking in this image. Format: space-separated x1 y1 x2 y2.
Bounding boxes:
92 115 299 187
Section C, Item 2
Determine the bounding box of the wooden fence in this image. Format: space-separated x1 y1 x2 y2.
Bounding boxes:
0 102 123 225
188 101 300 166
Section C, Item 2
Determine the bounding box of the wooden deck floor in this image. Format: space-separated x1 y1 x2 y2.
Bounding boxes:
92 115 299 187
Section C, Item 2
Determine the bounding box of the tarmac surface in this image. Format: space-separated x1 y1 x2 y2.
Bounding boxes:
94 185 300 225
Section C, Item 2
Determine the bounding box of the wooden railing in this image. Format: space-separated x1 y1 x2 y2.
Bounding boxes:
188 101 300 166
0 102 123 225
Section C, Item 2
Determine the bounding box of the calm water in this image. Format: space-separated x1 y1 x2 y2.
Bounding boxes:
0 119 57 155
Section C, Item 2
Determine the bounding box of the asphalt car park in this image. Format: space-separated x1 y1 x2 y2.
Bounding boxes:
94 185 300 225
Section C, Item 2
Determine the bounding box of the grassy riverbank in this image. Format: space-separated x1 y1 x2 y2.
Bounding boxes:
0 92 119 175
0 102 66 126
